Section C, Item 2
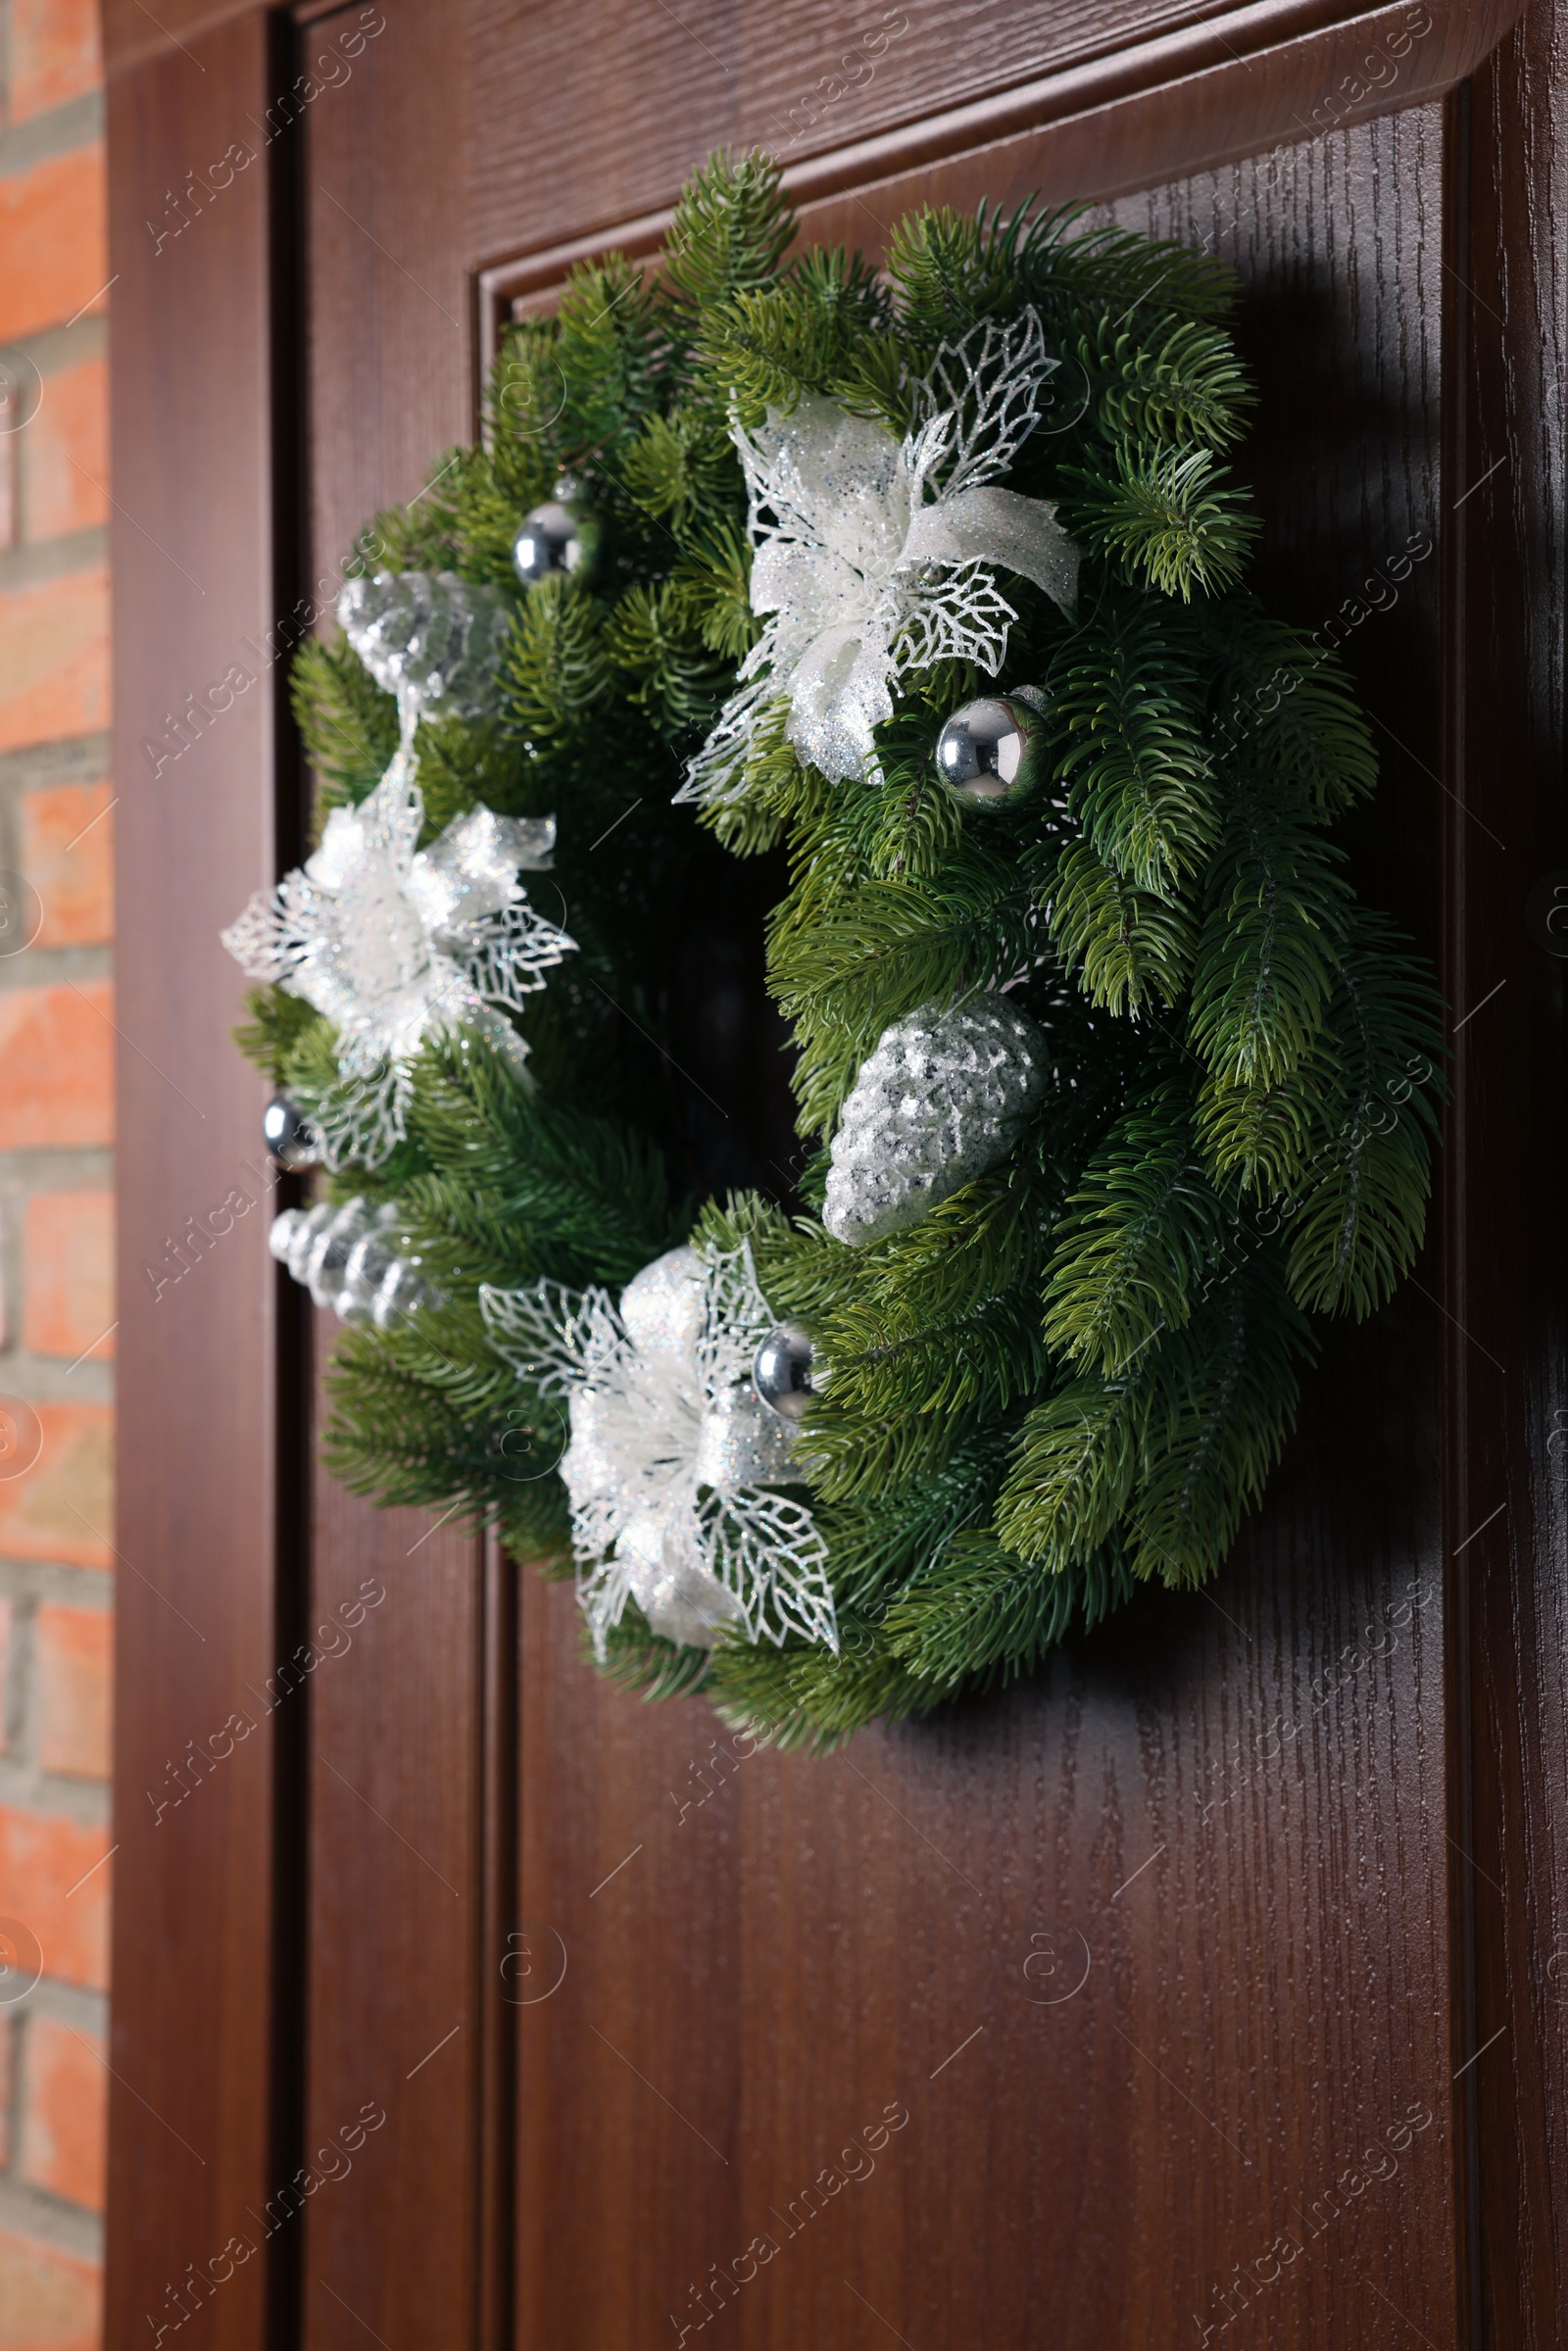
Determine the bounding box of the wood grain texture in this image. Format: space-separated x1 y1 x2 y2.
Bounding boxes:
287 24 524 2327
1445 8 1568 2342
503 102 1460 2351
297 1326 487 2351
476 1535 520 2351
462 0 1513 256
295 31 496 2343
301 0 472 572
476 0 1524 373
104 12 300 2351
104 0 1498 95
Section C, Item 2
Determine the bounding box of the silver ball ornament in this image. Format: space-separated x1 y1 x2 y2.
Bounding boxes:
935 691 1045 808
752 1323 816 1422
262 1093 320 1171
512 499 584 587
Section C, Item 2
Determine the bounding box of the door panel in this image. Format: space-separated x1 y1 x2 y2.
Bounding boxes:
305 41 1456 2346
105 1 1567 2345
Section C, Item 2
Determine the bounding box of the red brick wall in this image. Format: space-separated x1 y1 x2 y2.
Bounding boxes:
0 1 114 2343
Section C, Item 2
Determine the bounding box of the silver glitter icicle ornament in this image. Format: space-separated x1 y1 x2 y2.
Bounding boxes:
262 1093 320 1172
823 998 1050 1247
268 1199 439 1329
752 1323 817 1422
936 685 1046 808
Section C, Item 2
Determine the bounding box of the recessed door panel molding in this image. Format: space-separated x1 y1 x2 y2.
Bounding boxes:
473 0 1524 371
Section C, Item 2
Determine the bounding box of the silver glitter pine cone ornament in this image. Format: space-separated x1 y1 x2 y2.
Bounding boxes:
935 685 1047 808
823 998 1050 1247
336 569 513 725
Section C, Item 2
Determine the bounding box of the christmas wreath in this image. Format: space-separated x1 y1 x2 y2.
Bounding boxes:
224 153 1442 1749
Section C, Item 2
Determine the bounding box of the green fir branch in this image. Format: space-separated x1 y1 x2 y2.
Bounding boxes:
993 1371 1147 1573
1050 597 1219 893
1195 1046 1333 1200
1042 1070 1233 1377
1039 222 1240 334
604 580 734 738
503 574 615 744
1189 775 1352 1093
1048 841 1198 1015
291 635 400 814
1064 447 1259 601
1283 915 1444 1318
233 986 321 1085
1127 1248 1313 1586
1087 316 1256 452
1205 604 1379 814
885 1532 1135 1688
697 249 890 422
663 149 795 320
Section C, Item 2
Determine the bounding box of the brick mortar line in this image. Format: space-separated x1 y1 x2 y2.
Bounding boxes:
0 736 110 792
0 1373 116 1412
0 90 104 185
0 936 113 975
0 529 109 597
0 1147 114 1179
0 1563 113 1604
11 1981 108 2032
0 314 108 383
0 2171 106 2261
0 946 115 992
0 1759 112 1826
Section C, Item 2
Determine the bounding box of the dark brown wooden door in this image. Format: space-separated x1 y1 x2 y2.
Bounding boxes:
104 2 1568 2346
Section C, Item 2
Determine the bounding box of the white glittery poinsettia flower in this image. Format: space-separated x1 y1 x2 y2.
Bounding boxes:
221 759 573 1170
481 1244 838 1658
680 307 1080 797
222 566 575 1170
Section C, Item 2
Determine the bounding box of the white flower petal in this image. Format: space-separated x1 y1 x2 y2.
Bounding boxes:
900 483 1078 614
786 621 895 780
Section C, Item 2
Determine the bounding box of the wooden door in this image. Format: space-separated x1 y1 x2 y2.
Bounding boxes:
103 2 1567 2346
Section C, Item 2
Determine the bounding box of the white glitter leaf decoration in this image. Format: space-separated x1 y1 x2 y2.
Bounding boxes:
481 1244 838 1657
908 307 1065 498
680 307 1079 798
